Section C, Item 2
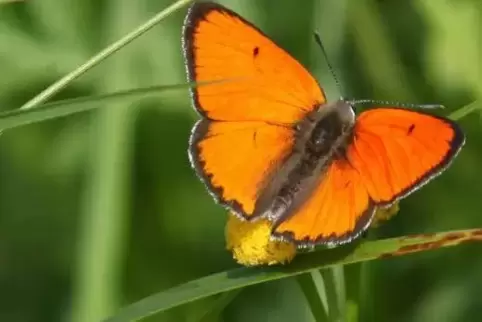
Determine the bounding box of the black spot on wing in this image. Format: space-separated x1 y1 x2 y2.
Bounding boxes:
253 46 260 57
407 124 415 135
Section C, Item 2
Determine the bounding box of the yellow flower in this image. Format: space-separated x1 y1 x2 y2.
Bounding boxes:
372 202 400 227
225 214 296 266
225 201 400 267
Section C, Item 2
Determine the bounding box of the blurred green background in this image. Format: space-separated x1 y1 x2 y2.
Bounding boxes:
0 0 480 321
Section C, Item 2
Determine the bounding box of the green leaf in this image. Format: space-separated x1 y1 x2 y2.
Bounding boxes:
103 228 482 322
0 84 191 131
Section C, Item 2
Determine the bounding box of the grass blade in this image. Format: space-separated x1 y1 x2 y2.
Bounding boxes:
1 93 477 133
448 100 481 121
103 228 482 322
297 271 329 322
321 266 346 322
197 290 242 322
17 0 193 111
0 83 191 131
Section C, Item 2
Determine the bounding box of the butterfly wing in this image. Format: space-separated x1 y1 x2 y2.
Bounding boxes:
347 108 465 205
272 159 375 246
190 120 294 217
183 2 325 123
183 2 326 218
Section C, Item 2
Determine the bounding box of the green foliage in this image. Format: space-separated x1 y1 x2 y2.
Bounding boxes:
0 1 480 322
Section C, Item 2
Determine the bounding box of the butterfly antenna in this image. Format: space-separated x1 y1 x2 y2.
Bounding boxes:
313 32 343 97
349 99 445 109
313 33 443 111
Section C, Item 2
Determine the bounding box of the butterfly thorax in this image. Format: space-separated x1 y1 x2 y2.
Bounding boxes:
255 100 356 220
306 108 354 158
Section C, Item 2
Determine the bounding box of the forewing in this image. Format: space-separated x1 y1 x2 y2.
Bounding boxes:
190 120 295 218
182 2 325 124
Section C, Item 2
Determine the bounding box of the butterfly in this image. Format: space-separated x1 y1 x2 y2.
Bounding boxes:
181 1 465 247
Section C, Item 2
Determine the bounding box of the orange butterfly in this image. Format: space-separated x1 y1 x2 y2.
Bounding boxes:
182 2 465 247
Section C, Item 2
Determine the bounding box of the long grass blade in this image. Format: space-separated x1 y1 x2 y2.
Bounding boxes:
0 83 191 131
297 271 329 322
103 228 482 322
17 0 193 111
